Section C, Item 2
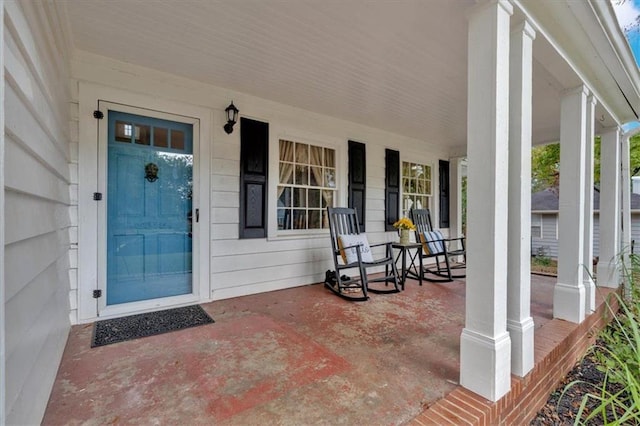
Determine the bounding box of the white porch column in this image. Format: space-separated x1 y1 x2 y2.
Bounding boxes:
554 86 589 323
449 157 464 239
621 135 632 285
597 127 621 288
461 0 512 401
583 95 596 313
507 19 535 377
0 1 5 423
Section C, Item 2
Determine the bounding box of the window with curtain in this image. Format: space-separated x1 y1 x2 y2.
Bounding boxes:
401 161 432 218
277 139 336 230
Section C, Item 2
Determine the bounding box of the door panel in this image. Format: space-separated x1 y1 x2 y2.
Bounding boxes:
107 110 193 305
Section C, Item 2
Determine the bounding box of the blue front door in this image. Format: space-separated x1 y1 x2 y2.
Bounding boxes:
107 111 193 305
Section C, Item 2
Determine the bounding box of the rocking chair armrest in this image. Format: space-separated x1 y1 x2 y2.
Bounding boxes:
368 242 392 249
337 243 364 251
443 236 465 243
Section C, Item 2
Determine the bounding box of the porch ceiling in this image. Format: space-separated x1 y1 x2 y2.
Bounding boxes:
60 1 634 151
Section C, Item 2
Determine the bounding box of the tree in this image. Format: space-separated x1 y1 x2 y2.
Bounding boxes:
531 143 560 192
531 134 640 193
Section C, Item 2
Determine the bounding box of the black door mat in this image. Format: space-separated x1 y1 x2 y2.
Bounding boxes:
91 305 214 348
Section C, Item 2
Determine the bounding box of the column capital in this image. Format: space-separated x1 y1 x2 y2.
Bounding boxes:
587 94 597 107
562 85 590 98
467 0 513 20
511 19 536 40
600 125 622 137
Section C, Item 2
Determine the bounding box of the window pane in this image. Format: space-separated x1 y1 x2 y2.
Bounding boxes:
322 210 329 229
324 168 336 188
308 189 321 208
153 127 168 148
295 165 309 185
310 146 322 166
413 164 423 178
294 188 307 207
278 186 291 207
296 143 308 164
322 190 334 208
278 209 291 230
424 180 431 195
310 167 322 186
409 179 417 193
324 148 335 167
416 179 425 194
308 210 321 229
403 178 410 193
280 140 294 162
171 130 185 150
410 196 417 210
293 210 307 229
425 166 431 180
135 124 151 145
279 163 294 184
115 121 132 142
402 162 411 176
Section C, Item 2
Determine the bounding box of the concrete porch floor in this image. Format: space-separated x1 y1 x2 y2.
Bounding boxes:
42 274 580 425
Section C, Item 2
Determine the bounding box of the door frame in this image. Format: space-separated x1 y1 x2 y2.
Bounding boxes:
78 83 211 322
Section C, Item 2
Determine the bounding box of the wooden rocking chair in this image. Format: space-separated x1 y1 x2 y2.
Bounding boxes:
326 207 400 301
410 208 466 282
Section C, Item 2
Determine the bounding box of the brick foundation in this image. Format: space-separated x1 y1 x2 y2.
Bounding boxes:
411 287 621 425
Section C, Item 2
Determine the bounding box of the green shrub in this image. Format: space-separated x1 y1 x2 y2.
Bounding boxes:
567 251 640 425
532 246 552 267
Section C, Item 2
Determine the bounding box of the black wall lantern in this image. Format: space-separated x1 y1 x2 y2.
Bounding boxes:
224 101 239 134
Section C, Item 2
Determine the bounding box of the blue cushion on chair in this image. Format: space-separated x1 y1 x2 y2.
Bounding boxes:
420 230 445 255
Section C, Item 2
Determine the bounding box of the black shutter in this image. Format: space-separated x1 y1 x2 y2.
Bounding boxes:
239 118 268 238
348 141 366 231
439 160 450 228
385 149 400 231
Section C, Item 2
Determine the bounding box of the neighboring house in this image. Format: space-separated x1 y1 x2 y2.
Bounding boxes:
532 189 640 259
2 1 640 423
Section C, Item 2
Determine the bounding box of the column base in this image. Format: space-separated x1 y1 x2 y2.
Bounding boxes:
460 328 511 401
507 317 534 377
596 261 620 289
553 282 586 323
583 276 595 314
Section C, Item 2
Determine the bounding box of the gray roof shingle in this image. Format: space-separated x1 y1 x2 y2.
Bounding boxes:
531 188 640 211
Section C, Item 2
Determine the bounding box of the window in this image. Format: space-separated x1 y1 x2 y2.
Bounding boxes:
277 139 336 230
114 119 186 152
402 161 432 217
531 214 543 239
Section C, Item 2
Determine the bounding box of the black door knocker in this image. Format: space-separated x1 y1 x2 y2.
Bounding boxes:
145 163 159 182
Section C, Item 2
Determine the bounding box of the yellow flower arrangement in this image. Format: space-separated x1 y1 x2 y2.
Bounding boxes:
392 217 416 231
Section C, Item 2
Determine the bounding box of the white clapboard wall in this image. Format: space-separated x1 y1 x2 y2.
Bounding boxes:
2 1 72 424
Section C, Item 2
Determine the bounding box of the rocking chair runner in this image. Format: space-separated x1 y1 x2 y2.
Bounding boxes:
326 207 400 301
410 208 466 282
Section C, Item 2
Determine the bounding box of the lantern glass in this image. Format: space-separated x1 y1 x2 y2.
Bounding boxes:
225 102 238 124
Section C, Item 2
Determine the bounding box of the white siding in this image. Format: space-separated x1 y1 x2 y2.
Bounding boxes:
72 52 451 319
531 213 558 258
630 212 640 254
3 2 72 424
532 212 640 262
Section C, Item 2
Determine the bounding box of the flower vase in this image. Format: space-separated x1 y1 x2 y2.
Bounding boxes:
399 229 410 245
